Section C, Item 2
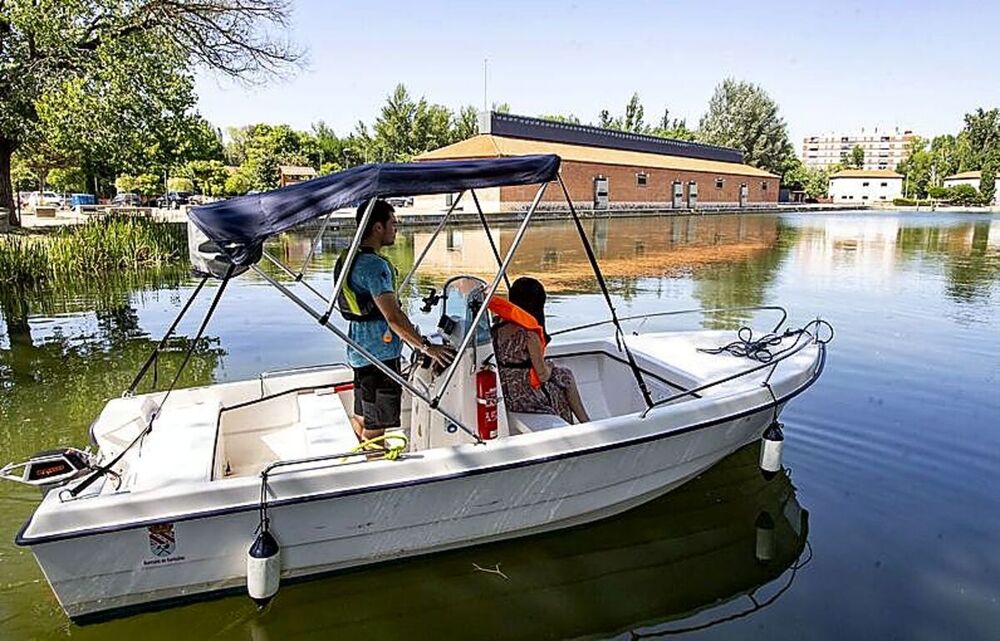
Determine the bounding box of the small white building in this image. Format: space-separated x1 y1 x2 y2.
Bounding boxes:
943 171 999 204
828 169 904 203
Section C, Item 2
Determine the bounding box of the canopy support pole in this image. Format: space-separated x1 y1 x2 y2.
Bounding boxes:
397 190 466 296
251 264 482 443
72 265 236 497
124 274 209 396
319 198 377 325
262 250 329 303
470 189 510 289
432 182 547 404
556 174 654 409
296 211 334 277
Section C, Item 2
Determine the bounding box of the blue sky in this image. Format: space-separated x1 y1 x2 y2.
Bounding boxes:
195 0 1000 147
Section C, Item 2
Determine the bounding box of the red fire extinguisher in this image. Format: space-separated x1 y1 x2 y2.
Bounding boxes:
476 363 499 440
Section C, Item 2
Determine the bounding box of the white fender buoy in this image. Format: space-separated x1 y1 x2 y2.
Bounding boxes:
759 421 784 480
247 529 280 606
755 511 775 564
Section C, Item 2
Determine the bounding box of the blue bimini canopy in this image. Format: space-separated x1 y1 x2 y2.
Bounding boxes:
188 154 561 267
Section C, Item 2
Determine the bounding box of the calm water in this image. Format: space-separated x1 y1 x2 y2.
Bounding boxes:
1 212 998 640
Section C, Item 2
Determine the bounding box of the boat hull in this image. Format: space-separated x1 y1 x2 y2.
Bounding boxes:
29 404 774 619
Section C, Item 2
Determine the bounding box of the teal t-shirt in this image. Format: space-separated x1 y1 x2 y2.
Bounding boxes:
346 252 402 368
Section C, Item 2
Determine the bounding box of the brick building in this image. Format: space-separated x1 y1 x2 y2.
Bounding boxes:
415 112 779 212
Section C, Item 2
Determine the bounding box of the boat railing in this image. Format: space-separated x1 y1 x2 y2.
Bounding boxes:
550 305 789 338
257 362 348 397
639 318 831 419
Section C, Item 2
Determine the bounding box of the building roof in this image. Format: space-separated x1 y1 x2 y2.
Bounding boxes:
829 169 903 179
416 134 778 179
481 112 745 164
943 170 982 181
279 165 318 176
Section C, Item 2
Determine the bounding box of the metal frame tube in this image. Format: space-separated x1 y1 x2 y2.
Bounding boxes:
397 190 466 295
252 264 482 443
321 197 377 321
639 334 823 419
549 306 789 338
297 211 334 275
262 250 329 302
470 189 510 289
432 182 548 402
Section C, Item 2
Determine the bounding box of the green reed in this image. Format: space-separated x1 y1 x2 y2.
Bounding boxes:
0 216 187 287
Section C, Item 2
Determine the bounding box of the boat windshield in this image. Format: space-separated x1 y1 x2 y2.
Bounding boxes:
441 276 492 347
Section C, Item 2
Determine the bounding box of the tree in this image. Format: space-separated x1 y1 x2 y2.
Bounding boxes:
842 144 865 169
175 160 230 196
651 108 696 141
622 93 647 133
48 167 87 194
782 159 830 199
949 183 981 206
0 0 300 227
226 123 315 191
697 79 796 175
980 165 996 205
453 106 480 141
958 107 1000 170
538 114 582 125
897 136 932 198
596 93 651 133
930 135 960 185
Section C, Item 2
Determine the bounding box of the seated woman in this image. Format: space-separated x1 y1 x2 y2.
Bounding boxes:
491 277 590 424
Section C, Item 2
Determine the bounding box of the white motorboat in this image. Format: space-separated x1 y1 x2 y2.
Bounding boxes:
6 155 831 621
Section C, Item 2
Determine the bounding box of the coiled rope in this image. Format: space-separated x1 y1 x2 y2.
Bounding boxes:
698 320 834 364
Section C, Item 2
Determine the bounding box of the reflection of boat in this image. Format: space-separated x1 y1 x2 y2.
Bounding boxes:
241 443 808 641
8 156 829 620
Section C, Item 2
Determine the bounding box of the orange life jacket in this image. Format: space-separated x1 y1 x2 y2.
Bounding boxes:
488 297 546 389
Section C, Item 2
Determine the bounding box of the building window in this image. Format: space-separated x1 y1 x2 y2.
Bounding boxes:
761 181 768 191
715 177 725 189
880 196 886 200
636 172 648 187
862 195 869 200
880 182 888 187
862 182 870 187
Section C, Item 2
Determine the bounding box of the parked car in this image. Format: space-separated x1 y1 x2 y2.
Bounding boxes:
386 196 414 208
27 191 65 209
155 191 192 209
111 192 143 207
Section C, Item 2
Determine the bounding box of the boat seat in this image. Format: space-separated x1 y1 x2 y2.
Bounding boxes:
295 389 361 457
133 400 221 490
508 412 569 435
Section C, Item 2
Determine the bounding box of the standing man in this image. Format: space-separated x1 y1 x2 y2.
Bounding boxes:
336 199 454 446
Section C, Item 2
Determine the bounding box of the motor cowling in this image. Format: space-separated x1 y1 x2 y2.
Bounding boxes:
476 365 499 440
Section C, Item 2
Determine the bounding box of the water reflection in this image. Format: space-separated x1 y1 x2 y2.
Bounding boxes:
0 268 224 461
407 216 787 299
1 212 999 641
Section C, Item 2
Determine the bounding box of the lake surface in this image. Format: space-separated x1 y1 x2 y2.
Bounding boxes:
1 211 998 640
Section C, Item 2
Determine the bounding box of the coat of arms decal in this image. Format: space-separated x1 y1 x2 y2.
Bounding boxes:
148 523 176 558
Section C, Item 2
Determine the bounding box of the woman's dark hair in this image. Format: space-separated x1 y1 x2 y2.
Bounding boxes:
509 277 549 340
356 199 395 238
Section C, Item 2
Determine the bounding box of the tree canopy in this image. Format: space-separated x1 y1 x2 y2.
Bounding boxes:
697 79 796 176
0 0 300 226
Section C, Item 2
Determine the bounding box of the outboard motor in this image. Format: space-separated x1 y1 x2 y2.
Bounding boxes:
0 448 94 496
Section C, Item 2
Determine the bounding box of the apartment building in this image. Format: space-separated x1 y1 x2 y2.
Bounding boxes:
801 128 916 171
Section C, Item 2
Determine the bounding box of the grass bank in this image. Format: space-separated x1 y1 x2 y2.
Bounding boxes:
0 216 187 288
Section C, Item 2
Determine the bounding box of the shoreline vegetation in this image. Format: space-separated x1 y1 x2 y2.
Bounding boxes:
0 216 187 289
